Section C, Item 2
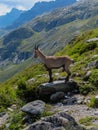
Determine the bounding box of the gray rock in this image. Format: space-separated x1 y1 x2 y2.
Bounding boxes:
50 92 65 102
62 97 77 105
76 96 84 105
24 112 85 130
95 95 98 100
83 71 92 81
39 80 78 97
52 127 65 130
0 112 6 117
87 38 98 42
24 121 54 130
86 60 98 69
93 95 98 108
94 111 98 115
10 104 17 110
0 113 9 127
21 100 45 115
91 54 98 60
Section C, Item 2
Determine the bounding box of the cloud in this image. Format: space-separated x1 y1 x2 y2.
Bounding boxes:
0 0 53 15
0 4 11 15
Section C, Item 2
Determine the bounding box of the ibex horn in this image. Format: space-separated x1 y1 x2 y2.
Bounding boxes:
34 44 40 49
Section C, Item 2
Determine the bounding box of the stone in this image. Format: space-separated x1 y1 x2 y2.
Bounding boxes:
95 95 98 100
93 95 98 108
50 92 65 102
39 80 78 98
7 107 13 112
84 97 91 104
0 113 9 127
21 100 45 115
94 111 98 115
62 97 77 105
91 54 98 60
0 112 6 117
83 71 92 81
86 60 98 69
27 78 36 84
24 121 54 130
52 127 65 130
87 38 98 42
10 104 17 110
23 112 85 130
76 96 84 105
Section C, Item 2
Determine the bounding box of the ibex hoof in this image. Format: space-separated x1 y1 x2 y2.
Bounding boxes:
49 79 53 83
65 78 69 83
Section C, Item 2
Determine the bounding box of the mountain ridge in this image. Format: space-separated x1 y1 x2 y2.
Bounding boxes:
7 0 77 29
0 8 23 28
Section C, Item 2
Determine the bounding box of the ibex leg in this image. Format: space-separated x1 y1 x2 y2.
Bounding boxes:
48 69 53 83
65 67 71 82
44 65 53 83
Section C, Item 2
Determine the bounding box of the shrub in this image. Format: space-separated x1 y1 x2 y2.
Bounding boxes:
9 111 24 130
79 42 97 54
79 83 95 95
0 84 17 109
79 116 96 126
89 69 98 87
17 79 39 102
88 97 98 108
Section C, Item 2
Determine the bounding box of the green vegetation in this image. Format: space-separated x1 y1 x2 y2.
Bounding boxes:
79 116 98 126
56 28 98 95
88 96 98 108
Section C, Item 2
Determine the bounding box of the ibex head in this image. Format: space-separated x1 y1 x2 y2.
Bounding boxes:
34 44 40 58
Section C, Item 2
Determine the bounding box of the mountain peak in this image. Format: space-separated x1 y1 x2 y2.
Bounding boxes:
11 8 21 12
9 8 23 15
9 0 77 29
0 8 24 28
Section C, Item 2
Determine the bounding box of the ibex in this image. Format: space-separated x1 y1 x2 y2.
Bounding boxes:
34 45 74 83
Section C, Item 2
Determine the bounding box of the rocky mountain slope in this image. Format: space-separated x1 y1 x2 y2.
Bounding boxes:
0 0 98 82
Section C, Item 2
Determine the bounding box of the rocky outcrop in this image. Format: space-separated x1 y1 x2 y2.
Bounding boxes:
39 80 78 99
23 111 85 130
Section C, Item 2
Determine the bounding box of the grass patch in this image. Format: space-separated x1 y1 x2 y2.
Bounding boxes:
88 97 98 108
79 116 98 126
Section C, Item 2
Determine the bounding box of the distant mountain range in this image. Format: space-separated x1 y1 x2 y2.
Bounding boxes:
0 8 23 28
6 0 77 29
0 0 76 29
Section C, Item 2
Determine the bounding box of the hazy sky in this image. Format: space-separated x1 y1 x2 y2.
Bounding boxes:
0 0 53 16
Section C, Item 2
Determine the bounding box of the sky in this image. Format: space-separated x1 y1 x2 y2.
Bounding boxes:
0 0 53 16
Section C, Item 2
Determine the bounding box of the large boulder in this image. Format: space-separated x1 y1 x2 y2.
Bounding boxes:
23 112 85 130
21 100 45 115
38 80 78 98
